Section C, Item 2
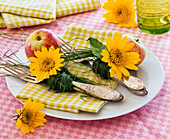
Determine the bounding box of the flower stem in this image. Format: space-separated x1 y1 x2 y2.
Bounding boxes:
0 33 26 41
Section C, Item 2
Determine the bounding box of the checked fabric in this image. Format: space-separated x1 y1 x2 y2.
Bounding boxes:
0 0 101 28
17 83 106 113
62 23 136 52
0 0 56 28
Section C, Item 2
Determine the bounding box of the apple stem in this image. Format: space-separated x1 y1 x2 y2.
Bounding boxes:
37 36 41 41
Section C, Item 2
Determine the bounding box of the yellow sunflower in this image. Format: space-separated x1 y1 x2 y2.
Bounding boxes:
15 98 46 134
101 32 140 80
102 0 137 28
28 46 64 82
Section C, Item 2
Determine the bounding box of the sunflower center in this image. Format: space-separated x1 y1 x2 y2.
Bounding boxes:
41 58 55 71
22 109 35 124
110 49 125 65
116 6 130 23
117 9 122 15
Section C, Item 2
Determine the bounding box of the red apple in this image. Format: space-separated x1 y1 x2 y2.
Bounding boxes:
126 35 146 66
25 29 61 58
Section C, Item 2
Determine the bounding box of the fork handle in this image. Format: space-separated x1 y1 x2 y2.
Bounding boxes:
113 75 145 91
112 75 148 96
72 81 124 101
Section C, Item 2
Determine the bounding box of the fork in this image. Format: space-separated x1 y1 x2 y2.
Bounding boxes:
1 60 38 83
58 37 148 96
1 60 123 101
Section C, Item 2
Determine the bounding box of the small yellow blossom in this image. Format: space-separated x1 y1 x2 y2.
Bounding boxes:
102 0 137 28
15 98 46 134
101 32 140 80
28 46 64 82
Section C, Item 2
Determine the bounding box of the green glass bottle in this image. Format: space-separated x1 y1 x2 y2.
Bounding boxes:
136 0 170 34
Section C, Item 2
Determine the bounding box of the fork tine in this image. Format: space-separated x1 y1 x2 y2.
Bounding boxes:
4 66 36 83
1 59 30 72
4 65 32 79
58 37 73 52
5 61 31 75
2 59 37 83
60 45 69 53
3 67 21 79
7 60 30 73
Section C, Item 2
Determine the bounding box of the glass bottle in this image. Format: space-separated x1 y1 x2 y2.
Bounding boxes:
136 0 170 34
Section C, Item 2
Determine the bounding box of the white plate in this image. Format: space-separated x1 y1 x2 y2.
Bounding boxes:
6 48 164 120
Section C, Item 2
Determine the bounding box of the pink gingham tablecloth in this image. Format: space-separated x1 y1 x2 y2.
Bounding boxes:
0 0 170 138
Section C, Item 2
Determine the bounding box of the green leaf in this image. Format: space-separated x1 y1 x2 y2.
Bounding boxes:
12 115 18 118
92 58 110 79
46 70 74 93
44 67 99 93
87 37 107 59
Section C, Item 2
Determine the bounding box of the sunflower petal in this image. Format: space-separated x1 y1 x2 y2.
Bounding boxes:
101 50 110 62
34 50 43 58
124 43 135 52
112 32 122 49
28 57 38 63
16 118 22 127
41 46 48 53
118 23 124 28
36 72 44 82
123 63 139 70
106 37 114 51
16 109 20 115
29 127 35 133
102 0 115 11
115 68 122 80
117 65 130 77
126 52 140 59
20 123 30 134
110 62 117 70
103 12 117 23
36 112 46 118
126 59 141 64
30 70 39 76
110 63 122 80
122 36 128 46
110 67 116 77
125 0 134 6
